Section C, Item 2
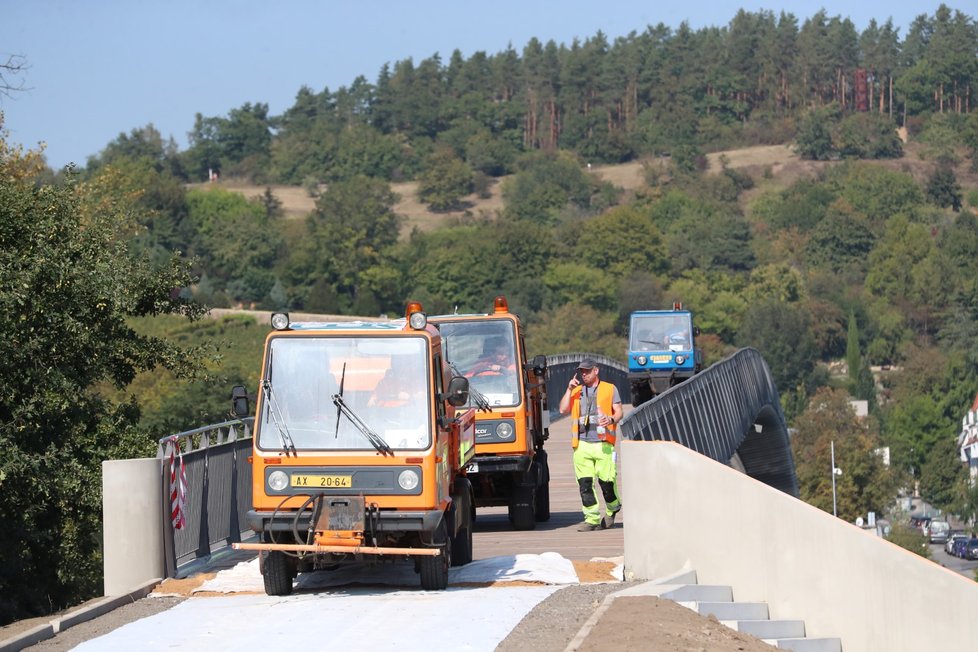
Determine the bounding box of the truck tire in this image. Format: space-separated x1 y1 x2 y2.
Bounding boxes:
630 382 653 407
451 508 473 566
262 551 295 596
533 451 551 522
509 481 537 531
419 520 451 590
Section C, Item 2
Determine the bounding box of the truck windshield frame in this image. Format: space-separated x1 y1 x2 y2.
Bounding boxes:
437 319 521 408
630 313 694 352
256 334 432 452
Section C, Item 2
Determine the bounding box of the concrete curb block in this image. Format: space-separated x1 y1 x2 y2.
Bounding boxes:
0 578 162 652
563 591 618 652
0 623 55 652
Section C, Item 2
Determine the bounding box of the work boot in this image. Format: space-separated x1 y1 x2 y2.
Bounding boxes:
603 509 620 529
577 521 601 532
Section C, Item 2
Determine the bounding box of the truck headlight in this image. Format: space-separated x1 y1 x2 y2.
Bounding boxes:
637 355 647 365
268 470 289 491
398 469 419 491
496 422 514 439
675 355 686 364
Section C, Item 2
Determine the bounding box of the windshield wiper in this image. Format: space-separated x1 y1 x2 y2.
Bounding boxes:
261 378 297 456
450 362 491 412
332 393 394 456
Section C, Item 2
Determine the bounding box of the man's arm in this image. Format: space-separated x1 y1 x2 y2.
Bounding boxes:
559 376 580 414
611 401 624 425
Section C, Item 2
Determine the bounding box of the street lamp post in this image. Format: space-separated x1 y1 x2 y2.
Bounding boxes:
831 440 843 517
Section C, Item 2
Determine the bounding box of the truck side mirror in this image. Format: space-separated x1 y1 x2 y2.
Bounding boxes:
231 385 250 418
445 376 469 407
530 354 547 375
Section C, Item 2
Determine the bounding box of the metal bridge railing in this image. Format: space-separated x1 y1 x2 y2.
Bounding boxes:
156 418 254 578
545 353 630 421
620 347 798 496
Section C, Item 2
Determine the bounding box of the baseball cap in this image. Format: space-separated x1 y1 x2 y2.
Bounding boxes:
577 358 598 370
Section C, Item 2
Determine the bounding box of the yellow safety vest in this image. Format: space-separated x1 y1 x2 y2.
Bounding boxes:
570 381 617 448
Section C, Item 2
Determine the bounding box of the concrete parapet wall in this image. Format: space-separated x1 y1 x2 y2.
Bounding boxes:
102 458 163 596
622 440 978 652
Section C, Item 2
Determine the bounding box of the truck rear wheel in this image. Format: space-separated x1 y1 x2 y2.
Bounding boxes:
533 451 551 522
262 551 295 596
509 479 537 531
451 509 473 567
419 520 451 590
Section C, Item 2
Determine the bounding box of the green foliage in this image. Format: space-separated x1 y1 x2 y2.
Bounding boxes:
919 436 968 513
573 205 668 279
792 388 896 521
185 102 273 182
291 176 402 312
0 141 204 624
406 224 502 312
184 188 283 304
794 104 839 160
737 298 818 407
665 201 755 273
524 303 624 359
543 263 618 312
501 152 597 223
417 150 474 211
804 201 875 274
127 314 267 437
846 311 860 383
885 521 932 560
834 112 903 159
925 164 963 211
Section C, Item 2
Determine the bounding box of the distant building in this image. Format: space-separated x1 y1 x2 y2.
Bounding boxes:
849 400 868 418
957 394 978 484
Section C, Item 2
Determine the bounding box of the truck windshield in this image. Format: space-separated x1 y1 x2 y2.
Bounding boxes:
438 320 520 408
630 314 693 352
257 335 431 452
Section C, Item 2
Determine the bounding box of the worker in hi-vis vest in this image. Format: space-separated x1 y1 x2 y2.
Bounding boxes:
558 358 623 531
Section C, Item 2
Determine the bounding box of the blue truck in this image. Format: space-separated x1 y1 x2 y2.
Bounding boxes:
627 304 703 406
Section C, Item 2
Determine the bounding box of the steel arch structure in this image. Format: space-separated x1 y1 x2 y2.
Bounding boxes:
619 347 798 496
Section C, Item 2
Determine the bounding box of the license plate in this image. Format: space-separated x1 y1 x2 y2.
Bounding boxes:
651 355 672 363
291 474 352 488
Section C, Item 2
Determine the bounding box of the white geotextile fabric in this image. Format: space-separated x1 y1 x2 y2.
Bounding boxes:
184 550 580 594
76 585 561 651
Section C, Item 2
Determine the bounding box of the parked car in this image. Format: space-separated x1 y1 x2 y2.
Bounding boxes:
909 515 931 534
946 533 969 555
927 520 950 544
951 537 970 558
966 538 978 561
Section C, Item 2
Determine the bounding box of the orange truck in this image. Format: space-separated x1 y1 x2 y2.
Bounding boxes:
231 302 476 594
430 296 550 530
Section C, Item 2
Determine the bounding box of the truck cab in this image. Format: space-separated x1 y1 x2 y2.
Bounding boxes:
233 303 475 594
430 296 550 530
627 304 703 406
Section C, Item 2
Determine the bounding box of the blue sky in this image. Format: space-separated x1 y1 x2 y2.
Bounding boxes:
1 1 949 171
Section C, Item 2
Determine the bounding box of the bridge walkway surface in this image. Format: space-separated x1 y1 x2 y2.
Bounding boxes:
7 412 649 652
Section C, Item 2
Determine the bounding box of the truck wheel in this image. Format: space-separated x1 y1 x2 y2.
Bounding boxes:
419 520 451 590
509 483 537 531
630 383 653 407
262 551 295 596
451 509 473 567
533 452 551 522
